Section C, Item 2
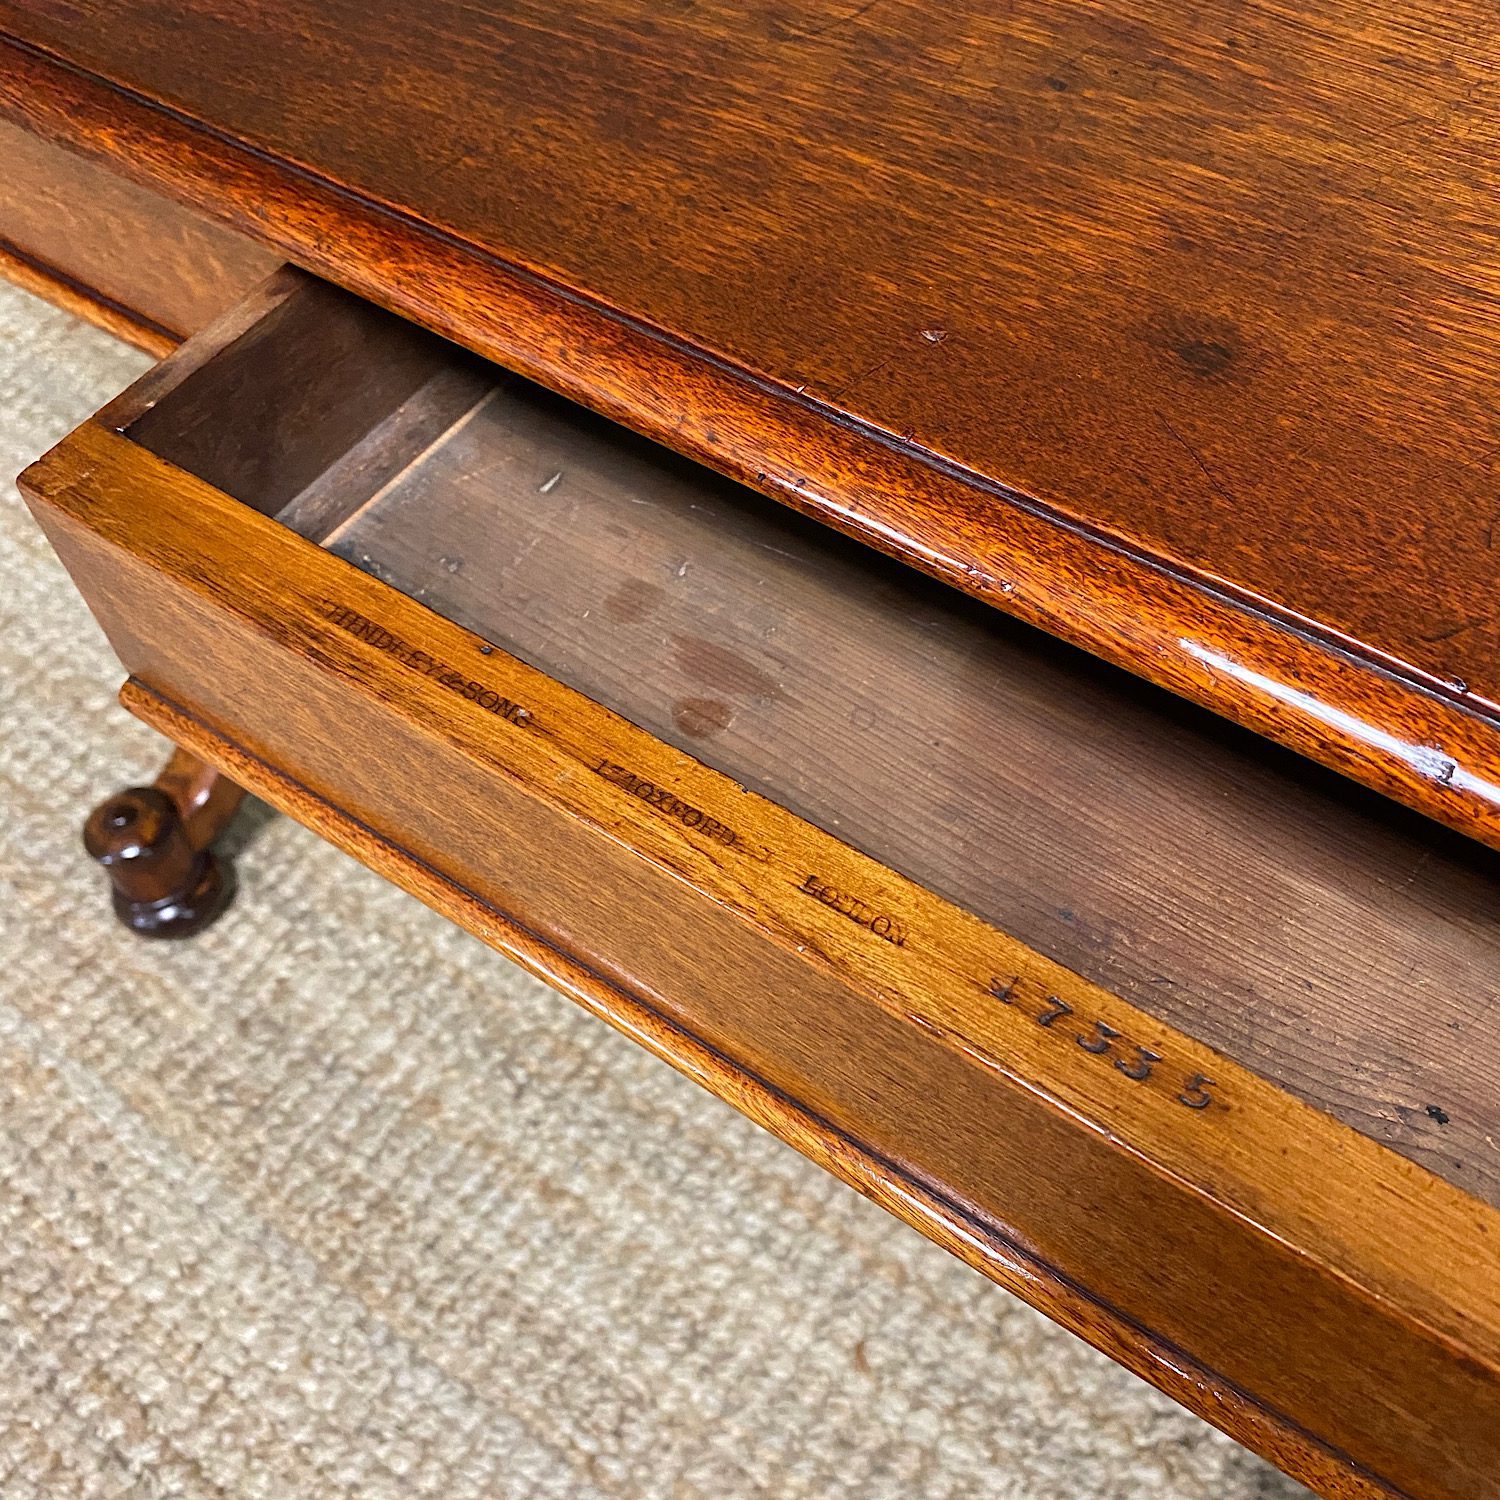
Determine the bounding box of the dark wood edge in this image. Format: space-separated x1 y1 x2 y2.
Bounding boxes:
3 38 1500 855
120 678 1402 1500
0 237 178 355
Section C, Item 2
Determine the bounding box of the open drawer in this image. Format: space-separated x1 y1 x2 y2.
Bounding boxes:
21 269 1500 1499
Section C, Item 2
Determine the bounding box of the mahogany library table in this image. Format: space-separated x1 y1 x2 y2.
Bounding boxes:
2 4 1497 1495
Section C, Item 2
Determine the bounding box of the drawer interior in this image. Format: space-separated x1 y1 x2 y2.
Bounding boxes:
123 275 1500 1208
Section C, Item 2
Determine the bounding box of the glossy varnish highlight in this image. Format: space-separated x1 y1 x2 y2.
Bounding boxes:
1 0 1496 846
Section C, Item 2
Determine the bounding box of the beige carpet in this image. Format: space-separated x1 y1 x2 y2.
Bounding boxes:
0 279 1307 1499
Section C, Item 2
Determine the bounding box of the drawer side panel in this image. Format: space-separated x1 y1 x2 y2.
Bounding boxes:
22 430 1500 1500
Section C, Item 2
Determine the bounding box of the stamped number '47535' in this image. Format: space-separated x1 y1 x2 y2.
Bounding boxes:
988 976 1217 1111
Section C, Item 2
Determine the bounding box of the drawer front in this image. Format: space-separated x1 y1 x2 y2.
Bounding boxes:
0 115 277 349
21 269 1500 1500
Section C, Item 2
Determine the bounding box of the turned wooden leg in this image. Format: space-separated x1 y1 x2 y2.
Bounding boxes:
83 748 246 938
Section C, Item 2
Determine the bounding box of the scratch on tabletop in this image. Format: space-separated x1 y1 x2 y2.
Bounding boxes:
780 0 885 42
1158 411 1237 507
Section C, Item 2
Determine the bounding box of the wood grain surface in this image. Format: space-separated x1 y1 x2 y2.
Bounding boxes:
1 3 1496 847
0 114 274 348
21 408 1500 1500
15 272 1500 1495
123 686 1402 1500
315 364 1500 1210
103 270 1500 1208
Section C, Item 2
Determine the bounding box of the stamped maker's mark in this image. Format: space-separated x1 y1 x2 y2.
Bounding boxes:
799 873 908 946
322 601 532 726
988 975 1219 1112
595 759 739 847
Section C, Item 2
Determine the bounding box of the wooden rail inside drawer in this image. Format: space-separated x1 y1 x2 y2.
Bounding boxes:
21 268 1500 1500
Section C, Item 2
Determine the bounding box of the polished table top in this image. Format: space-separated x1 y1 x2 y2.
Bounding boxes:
8 20 1500 1492
2 0 1496 843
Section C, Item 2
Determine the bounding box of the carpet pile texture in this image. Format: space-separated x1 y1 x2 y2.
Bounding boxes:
0 280 1305 1498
